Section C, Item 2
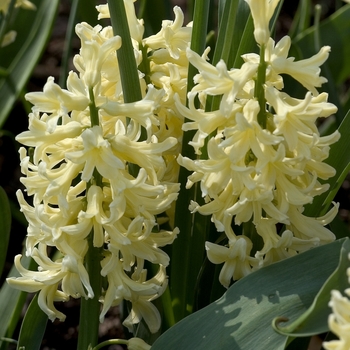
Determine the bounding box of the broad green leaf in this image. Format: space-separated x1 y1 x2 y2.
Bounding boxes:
151 239 348 350
0 0 59 128
273 238 350 338
0 186 11 276
0 255 35 350
16 294 48 350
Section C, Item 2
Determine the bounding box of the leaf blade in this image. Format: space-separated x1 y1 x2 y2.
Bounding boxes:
0 0 59 128
151 239 347 350
0 187 11 276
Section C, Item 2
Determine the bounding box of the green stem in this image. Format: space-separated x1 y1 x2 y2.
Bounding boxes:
170 0 211 324
107 0 146 178
77 231 103 350
89 87 99 127
77 70 104 350
254 44 267 128
107 0 142 104
139 44 151 85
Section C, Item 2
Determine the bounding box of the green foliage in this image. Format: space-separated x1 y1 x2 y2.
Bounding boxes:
0 0 59 128
0 187 11 276
16 294 48 350
0 255 35 350
273 239 350 340
151 239 349 350
293 4 350 86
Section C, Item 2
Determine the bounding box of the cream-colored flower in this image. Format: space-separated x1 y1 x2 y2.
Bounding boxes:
244 0 280 45
323 253 350 350
74 22 122 87
127 337 151 350
1 30 16 47
96 1 144 43
179 0 339 287
100 255 167 333
144 6 192 60
66 125 124 182
12 1 182 327
7 243 92 321
206 236 258 287
0 0 35 13
243 36 331 95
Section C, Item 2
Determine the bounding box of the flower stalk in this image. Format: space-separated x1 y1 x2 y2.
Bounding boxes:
254 44 267 128
77 231 103 350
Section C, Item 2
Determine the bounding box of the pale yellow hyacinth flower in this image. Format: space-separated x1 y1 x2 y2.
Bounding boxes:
206 236 258 287
127 337 151 350
244 0 280 45
243 36 331 95
179 0 339 287
1 30 16 47
9 3 183 333
323 257 350 350
0 0 35 13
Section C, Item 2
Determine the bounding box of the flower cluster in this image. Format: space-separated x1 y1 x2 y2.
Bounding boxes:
7 1 191 333
323 254 350 350
178 0 340 287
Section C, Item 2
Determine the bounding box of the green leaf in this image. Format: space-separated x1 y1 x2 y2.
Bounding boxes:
288 0 312 39
108 0 142 104
273 238 350 337
169 0 211 324
0 0 59 128
0 187 11 276
151 239 348 350
16 294 48 350
0 255 35 350
293 4 350 86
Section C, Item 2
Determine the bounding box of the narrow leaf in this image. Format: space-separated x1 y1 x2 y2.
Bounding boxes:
0 255 35 349
0 0 59 128
0 187 11 276
16 294 48 350
170 0 211 323
293 4 350 85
